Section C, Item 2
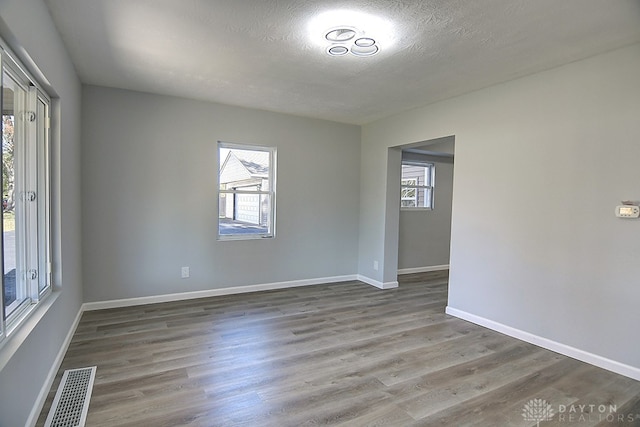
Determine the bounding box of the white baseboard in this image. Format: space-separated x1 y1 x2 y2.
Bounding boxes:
83 275 359 311
357 275 399 289
26 307 84 427
445 306 640 382
397 264 449 275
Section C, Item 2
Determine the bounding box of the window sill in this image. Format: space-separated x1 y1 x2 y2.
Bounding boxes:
217 235 275 241
0 290 60 372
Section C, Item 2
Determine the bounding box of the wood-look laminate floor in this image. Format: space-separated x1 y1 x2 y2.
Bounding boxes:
36 272 640 426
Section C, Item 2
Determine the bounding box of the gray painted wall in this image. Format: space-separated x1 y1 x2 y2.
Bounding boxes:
0 1 83 426
398 150 453 270
360 43 640 369
81 86 361 302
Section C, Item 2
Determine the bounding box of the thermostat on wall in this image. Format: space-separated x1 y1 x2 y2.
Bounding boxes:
615 205 640 218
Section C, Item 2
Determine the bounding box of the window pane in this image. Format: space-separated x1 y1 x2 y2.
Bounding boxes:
220 148 270 179
2 72 27 318
401 187 416 199
218 194 272 236
402 164 424 184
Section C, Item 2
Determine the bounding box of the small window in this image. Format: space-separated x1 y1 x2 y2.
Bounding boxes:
218 142 276 239
400 161 434 209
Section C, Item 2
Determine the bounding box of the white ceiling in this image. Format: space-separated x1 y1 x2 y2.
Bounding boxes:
44 0 640 125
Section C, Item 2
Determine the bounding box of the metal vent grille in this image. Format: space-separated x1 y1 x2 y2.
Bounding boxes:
44 367 97 427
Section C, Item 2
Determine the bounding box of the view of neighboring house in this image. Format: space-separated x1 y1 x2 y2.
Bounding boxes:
219 149 270 228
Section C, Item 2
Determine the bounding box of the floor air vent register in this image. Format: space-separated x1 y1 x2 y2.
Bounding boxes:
44 367 97 427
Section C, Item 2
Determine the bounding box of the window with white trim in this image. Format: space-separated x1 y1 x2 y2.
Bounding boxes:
1 46 52 341
218 142 276 239
400 161 434 209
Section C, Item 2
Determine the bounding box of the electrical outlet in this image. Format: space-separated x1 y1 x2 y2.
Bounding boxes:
181 266 190 278
373 260 379 271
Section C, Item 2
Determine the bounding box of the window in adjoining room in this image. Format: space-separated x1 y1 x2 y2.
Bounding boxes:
400 161 434 209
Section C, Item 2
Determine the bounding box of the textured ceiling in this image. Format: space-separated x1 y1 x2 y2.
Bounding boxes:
44 0 640 124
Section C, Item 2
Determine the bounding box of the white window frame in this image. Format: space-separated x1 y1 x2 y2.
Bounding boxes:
400 161 435 210
217 141 276 240
0 44 52 344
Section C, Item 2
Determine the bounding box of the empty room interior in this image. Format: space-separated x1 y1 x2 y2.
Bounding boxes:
1 0 640 426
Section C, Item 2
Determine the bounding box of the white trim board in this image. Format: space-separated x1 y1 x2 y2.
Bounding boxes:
445 306 640 382
83 275 360 311
26 307 84 427
397 264 449 275
357 275 399 289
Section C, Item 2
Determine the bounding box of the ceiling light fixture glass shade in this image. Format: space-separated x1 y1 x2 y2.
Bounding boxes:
325 28 356 42
327 45 349 56
354 37 375 47
350 44 379 56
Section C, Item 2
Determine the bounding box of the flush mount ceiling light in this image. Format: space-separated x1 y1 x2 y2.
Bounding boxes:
308 10 394 58
323 27 379 57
